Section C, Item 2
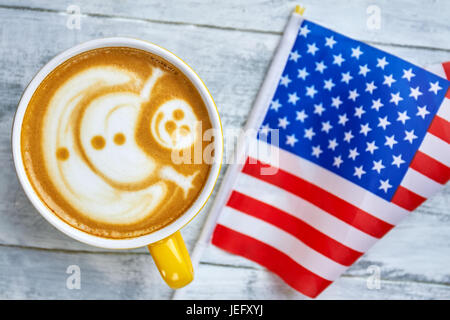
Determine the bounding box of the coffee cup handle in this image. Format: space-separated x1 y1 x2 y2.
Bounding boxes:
147 231 194 289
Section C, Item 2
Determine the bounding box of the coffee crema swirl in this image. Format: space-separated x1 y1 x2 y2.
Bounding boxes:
21 47 212 239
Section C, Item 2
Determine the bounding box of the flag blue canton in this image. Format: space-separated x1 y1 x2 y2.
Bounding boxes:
258 20 450 201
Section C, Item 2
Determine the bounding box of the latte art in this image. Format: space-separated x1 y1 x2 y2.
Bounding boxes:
21 47 212 238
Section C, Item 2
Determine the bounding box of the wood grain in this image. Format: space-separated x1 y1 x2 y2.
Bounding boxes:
1 0 450 50
0 1 448 299
0 245 172 299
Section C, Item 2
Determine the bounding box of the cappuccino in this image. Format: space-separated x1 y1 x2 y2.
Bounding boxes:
21 47 213 239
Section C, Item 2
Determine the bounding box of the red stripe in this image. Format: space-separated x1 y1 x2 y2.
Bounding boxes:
443 62 450 80
391 186 426 211
226 191 363 266
446 89 450 99
410 151 450 184
212 224 332 298
428 116 450 144
242 158 394 238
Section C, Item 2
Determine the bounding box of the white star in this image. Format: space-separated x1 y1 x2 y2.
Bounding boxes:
365 81 377 94
392 154 405 168
384 135 398 149
409 86 423 100
289 50 301 62
306 85 318 98
360 123 372 136
358 64 371 77
354 106 366 118
259 124 270 135
315 61 327 73
328 138 338 151
296 110 308 122
270 99 282 111
348 147 360 160
351 46 363 59
402 68 415 81
311 145 323 158
286 134 298 147
366 141 378 154
338 113 349 126
371 98 384 111
307 43 319 55
390 92 403 106
404 129 418 144
343 130 354 143
297 67 309 80
280 74 291 87
372 160 385 174
429 81 442 94
397 111 410 124
333 54 345 66
313 103 325 116
383 74 396 87
288 92 300 105
333 155 343 168
331 96 343 109
278 117 290 129
354 166 366 179
321 121 333 133
416 105 430 119
376 57 389 69
379 179 392 193
341 71 353 84
323 78 335 91
304 127 315 140
378 116 391 130
299 24 310 37
348 89 359 101
325 36 337 48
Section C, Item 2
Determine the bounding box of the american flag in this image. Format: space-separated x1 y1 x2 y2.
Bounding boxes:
210 14 450 298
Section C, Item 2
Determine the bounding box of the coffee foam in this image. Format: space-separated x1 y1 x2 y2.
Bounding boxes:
21 47 212 238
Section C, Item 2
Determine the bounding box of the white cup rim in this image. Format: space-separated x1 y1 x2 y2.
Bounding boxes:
11 37 223 249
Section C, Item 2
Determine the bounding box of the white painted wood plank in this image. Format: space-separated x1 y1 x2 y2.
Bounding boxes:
1 0 450 50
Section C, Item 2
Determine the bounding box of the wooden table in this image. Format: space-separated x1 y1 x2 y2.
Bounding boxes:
0 0 449 299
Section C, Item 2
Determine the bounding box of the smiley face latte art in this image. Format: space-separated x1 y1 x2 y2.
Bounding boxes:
21 47 213 238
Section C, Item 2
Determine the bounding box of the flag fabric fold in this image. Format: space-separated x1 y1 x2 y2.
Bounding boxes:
210 11 450 298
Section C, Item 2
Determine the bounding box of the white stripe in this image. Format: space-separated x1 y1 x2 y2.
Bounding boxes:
217 207 347 281
248 139 410 222
419 133 450 167
233 173 377 252
426 63 446 78
400 168 443 198
437 98 450 122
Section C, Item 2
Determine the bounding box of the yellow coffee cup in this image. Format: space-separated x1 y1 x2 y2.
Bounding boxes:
11 38 223 289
